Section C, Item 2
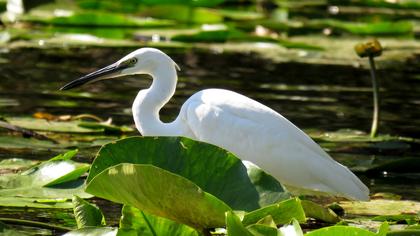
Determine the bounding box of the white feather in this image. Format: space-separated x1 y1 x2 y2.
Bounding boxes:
114 48 368 200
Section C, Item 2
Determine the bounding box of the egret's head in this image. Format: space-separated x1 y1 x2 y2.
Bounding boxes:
60 48 179 90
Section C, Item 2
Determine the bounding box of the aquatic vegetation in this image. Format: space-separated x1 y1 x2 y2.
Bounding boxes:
0 0 419 235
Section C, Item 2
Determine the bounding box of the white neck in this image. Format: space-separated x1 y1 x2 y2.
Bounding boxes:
132 64 182 136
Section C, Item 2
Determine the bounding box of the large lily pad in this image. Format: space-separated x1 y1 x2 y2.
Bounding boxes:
86 163 231 230
87 136 289 211
119 205 200 236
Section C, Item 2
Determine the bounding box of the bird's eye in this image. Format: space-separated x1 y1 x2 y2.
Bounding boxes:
120 58 137 68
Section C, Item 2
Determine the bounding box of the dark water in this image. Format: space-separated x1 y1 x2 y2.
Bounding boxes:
0 47 419 228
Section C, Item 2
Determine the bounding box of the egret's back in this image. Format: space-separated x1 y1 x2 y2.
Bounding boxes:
179 89 369 200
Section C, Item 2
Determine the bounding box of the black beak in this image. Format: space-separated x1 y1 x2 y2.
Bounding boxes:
60 62 126 90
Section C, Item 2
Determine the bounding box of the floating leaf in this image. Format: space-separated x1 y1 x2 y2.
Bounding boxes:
338 199 420 216
86 163 231 230
305 225 377 236
301 200 340 223
247 223 278 236
372 214 419 225
0 158 38 174
119 205 200 236
139 5 222 24
387 229 420 236
6 117 100 133
87 136 288 211
0 196 73 208
49 149 79 161
72 196 106 228
242 198 306 226
0 179 92 203
0 151 92 207
23 9 175 28
225 211 253 236
5 117 132 134
172 28 276 43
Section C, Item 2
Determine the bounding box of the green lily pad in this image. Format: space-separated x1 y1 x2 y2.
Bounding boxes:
86 163 231 230
305 226 377 236
6 117 100 133
6 117 133 134
387 229 420 236
0 159 89 189
0 158 39 174
241 198 306 226
87 136 289 211
0 196 73 208
0 136 63 150
119 205 200 236
23 8 175 28
247 219 279 236
72 196 106 228
172 27 276 43
226 211 253 236
0 150 91 207
306 222 389 236
372 214 419 225
301 200 340 223
138 5 222 24
226 212 304 236
0 179 92 200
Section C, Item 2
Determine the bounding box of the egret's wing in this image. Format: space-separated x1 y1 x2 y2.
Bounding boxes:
180 89 369 200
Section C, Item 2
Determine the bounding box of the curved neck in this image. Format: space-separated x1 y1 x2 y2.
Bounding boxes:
132 64 181 136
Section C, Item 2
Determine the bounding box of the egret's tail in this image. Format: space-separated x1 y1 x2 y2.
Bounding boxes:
319 161 370 201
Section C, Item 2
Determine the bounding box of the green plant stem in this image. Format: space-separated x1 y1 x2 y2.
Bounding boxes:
368 55 380 138
0 217 72 232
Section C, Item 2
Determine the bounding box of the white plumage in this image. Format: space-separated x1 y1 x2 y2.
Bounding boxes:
62 48 369 200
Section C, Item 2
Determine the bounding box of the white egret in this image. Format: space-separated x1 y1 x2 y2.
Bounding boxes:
61 48 369 200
